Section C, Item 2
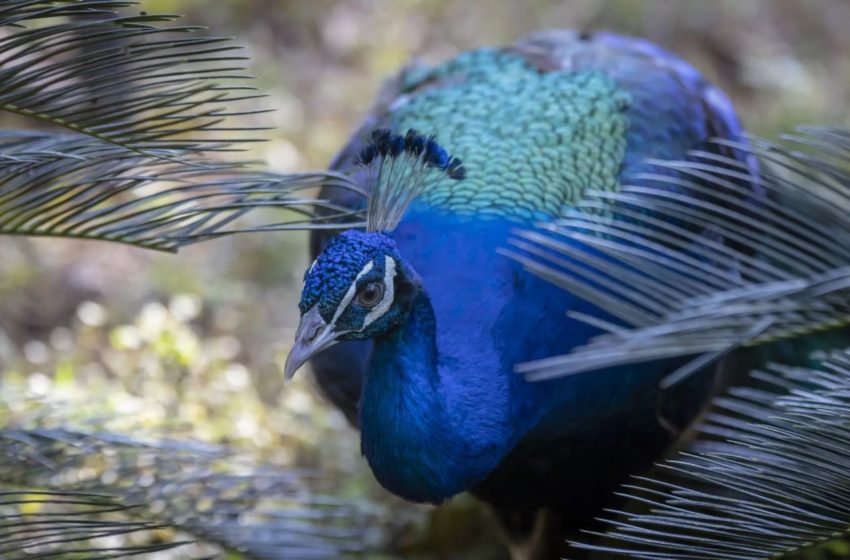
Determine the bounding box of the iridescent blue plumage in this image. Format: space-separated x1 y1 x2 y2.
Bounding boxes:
290 30 752 550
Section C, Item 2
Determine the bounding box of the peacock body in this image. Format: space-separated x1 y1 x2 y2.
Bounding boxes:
286 30 749 530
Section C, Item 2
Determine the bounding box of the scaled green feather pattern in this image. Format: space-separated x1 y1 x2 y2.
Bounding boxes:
391 48 631 220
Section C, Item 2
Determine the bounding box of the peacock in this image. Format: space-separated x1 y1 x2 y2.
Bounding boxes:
282 29 774 557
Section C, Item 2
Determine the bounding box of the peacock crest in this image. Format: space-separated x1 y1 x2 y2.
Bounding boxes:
356 128 466 232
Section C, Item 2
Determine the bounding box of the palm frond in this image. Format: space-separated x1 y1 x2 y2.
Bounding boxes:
0 2 374 557
0 1 368 249
569 346 850 560
505 126 850 382
0 0 264 153
0 131 365 251
0 490 191 559
0 420 373 559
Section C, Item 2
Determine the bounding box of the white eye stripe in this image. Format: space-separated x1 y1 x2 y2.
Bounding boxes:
331 260 374 325
362 256 396 329
355 260 375 281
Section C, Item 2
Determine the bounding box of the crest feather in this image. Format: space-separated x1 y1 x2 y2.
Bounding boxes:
357 129 465 232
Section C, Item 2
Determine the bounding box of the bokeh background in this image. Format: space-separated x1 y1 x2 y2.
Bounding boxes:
2 1 849 558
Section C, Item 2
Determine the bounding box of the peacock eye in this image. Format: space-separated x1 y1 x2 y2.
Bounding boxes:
356 281 384 308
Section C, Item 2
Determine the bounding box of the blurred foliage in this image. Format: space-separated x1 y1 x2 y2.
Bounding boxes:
1 0 849 558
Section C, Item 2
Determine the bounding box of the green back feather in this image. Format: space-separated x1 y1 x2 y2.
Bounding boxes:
389 48 630 220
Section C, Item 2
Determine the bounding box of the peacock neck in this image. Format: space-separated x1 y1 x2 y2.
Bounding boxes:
359 288 508 504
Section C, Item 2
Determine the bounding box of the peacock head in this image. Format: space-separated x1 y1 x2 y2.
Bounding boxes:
284 129 465 379
283 230 419 379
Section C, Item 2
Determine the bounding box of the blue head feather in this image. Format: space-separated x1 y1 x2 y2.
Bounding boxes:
299 230 417 339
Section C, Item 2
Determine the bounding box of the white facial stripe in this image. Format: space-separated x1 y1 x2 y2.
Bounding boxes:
308 258 318 275
330 260 374 326
362 256 396 329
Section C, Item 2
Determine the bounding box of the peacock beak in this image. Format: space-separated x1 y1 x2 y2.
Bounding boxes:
284 305 340 380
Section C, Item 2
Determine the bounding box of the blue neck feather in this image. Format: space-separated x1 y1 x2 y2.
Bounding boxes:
357 207 593 503
360 289 507 502
353 205 719 505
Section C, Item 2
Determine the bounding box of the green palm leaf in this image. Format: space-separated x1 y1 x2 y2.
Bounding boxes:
0 0 263 153
0 0 366 249
0 491 190 559
0 131 363 251
0 2 371 558
570 348 850 560
506 127 850 559
0 419 372 559
506 127 850 383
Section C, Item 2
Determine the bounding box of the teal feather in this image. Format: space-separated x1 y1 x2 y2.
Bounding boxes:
390 49 630 217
